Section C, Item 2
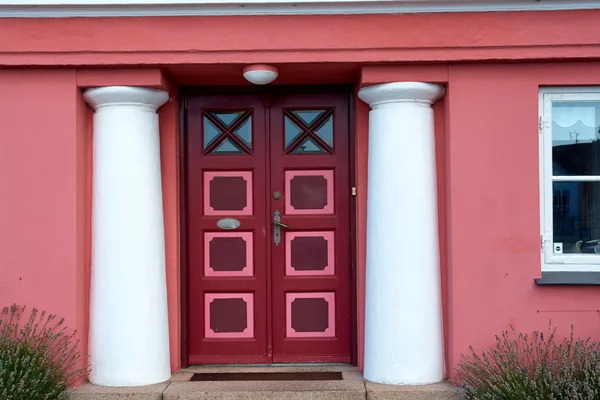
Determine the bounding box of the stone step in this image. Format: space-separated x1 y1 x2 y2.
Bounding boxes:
366 381 464 400
67 373 463 400
67 382 168 400
164 380 366 399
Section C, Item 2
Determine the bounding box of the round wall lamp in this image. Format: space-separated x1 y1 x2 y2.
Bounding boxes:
243 64 279 85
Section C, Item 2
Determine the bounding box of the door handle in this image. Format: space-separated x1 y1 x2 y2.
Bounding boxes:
273 210 289 246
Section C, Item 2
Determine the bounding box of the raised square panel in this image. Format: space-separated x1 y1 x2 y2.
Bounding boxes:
205 232 253 277
285 170 334 215
286 292 335 338
205 293 254 338
204 171 252 216
286 232 334 276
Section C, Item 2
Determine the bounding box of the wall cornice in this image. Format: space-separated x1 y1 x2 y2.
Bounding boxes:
0 0 599 17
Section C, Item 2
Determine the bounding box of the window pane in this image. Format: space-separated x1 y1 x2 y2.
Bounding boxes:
315 116 333 147
204 118 222 149
552 101 600 176
291 137 327 154
285 117 304 148
211 138 244 154
234 116 252 148
291 110 325 126
210 111 243 127
553 181 600 254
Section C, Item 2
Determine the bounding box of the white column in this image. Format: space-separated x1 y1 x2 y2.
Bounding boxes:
358 82 445 385
84 86 171 387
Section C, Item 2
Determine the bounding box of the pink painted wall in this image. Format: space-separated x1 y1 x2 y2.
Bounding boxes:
354 88 369 369
445 61 600 378
0 70 89 364
158 94 181 372
2 10 600 381
2 10 600 66
0 68 179 375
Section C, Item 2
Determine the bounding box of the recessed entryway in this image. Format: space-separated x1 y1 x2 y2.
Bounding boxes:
182 87 354 365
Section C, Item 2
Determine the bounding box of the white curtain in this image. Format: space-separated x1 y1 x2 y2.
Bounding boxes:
552 104 596 127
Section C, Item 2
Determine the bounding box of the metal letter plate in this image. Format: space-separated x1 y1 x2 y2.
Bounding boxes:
217 218 241 230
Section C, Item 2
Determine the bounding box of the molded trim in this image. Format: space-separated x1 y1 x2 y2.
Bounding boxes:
1 0 600 18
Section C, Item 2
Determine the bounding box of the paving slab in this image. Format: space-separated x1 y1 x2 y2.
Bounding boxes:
164 380 366 400
66 382 169 400
366 381 464 400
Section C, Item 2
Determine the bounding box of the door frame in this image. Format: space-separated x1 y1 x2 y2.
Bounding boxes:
178 84 357 368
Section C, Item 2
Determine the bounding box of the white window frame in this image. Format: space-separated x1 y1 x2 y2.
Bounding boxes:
540 87 600 272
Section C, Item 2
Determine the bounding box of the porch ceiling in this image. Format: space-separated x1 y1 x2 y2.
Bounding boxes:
162 63 363 86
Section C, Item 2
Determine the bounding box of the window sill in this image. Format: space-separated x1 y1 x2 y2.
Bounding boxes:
536 271 600 285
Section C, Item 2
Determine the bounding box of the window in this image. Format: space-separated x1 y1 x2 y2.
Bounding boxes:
540 88 600 272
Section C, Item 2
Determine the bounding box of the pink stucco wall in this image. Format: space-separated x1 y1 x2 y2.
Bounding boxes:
158 95 181 372
0 70 89 360
2 10 600 381
445 62 600 378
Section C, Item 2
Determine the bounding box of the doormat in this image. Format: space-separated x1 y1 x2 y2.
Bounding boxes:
190 372 343 381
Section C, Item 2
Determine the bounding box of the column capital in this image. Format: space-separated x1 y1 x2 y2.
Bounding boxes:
83 86 169 111
358 82 444 109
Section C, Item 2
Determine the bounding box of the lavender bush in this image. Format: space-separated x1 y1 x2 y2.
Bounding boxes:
0 304 87 400
454 322 600 399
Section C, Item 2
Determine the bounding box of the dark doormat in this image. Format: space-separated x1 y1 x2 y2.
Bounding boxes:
190 372 343 381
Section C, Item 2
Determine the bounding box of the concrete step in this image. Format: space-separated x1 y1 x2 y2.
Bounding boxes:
67 381 168 400
366 381 464 400
164 380 366 399
67 369 463 400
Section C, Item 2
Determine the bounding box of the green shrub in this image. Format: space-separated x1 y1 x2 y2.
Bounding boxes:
0 304 87 400
454 322 600 399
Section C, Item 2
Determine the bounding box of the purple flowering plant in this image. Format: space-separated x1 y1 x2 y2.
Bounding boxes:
454 321 600 399
0 304 88 400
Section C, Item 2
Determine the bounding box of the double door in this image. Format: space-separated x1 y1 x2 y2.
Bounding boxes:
186 90 351 364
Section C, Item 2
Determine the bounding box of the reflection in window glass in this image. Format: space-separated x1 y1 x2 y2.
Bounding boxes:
315 116 333 147
211 138 244 154
291 110 325 125
552 102 600 176
211 111 242 127
553 181 600 254
203 118 222 149
285 117 304 148
234 116 252 148
291 137 326 154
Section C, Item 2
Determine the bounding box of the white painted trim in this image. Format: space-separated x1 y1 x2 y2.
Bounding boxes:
1 0 600 17
539 87 600 273
553 176 600 182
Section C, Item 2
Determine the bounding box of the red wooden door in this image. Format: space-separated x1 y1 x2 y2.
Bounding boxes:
270 94 351 362
186 90 351 364
187 94 269 364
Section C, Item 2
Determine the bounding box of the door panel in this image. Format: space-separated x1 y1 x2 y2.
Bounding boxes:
270 93 351 362
187 94 268 364
186 90 351 364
